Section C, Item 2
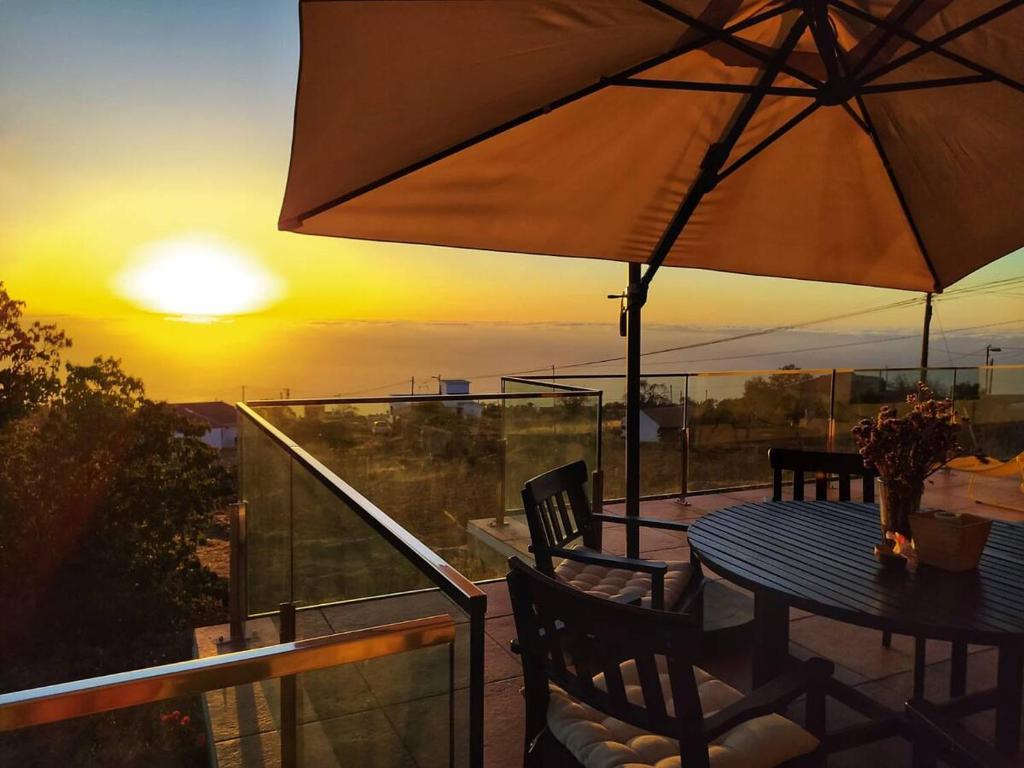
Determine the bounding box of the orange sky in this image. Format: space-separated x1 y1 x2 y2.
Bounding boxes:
2 1 1022 402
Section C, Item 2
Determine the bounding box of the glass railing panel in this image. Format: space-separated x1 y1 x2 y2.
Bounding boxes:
1 617 459 768
958 365 1024 460
240 414 294 615
0 694 202 767
687 370 833 491
831 367 958 452
501 389 601 514
322 593 471 768
521 375 689 501
290 452 431 607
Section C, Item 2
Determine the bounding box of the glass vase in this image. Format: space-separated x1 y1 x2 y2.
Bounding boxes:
876 478 922 539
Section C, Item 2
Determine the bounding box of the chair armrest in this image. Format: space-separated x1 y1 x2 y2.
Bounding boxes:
906 699 1017 768
549 548 668 609
593 512 690 532
702 658 833 742
549 547 668 576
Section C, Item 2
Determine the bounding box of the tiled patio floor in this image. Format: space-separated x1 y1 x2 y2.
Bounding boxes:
197 469 1024 767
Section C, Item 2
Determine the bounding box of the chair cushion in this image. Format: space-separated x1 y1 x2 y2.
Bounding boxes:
554 550 693 609
547 659 819 768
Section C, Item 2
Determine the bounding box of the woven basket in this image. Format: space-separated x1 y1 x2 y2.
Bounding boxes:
910 511 992 572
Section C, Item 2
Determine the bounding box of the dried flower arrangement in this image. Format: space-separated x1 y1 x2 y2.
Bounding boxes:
852 382 962 538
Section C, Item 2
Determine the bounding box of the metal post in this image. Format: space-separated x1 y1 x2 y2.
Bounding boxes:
493 437 508 528
920 292 933 368
279 602 297 768
625 262 643 559
591 468 604 551
229 502 248 643
679 428 690 505
468 599 486 768
827 370 837 452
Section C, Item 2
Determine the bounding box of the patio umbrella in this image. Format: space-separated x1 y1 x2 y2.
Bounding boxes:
278 0 1024 557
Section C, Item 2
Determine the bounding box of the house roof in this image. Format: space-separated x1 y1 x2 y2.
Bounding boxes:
643 406 684 430
173 401 237 429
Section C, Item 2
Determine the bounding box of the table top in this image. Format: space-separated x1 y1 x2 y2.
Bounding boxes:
688 501 1024 645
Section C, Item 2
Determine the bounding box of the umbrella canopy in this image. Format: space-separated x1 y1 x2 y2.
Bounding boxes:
280 0 1024 293
277 0 1024 566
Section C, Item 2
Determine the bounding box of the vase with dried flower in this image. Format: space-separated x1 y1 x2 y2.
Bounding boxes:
852 383 961 549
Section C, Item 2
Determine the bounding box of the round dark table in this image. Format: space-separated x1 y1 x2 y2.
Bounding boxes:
688 500 1024 755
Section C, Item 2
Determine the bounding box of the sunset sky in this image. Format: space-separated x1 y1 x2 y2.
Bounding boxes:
2 1 1022 401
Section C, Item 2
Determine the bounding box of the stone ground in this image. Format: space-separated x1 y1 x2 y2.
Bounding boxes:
196 469 1024 767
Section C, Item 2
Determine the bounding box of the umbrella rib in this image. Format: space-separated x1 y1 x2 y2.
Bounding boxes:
286 7 800 228
610 79 817 96
836 0 1024 96
839 102 870 134
859 74 992 94
837 51 943 292
715 100 822 185
847 0 929 79
641 15 811 291
634 0 823 88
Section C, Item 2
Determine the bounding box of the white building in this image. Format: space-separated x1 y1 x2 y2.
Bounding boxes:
173 401 238 450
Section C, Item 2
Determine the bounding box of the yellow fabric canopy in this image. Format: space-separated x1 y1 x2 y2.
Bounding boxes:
279 0 1024 293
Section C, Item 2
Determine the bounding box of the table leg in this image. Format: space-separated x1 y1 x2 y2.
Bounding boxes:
752 590 789 688
949 641 968 699
912 636 926 700
995 643 1023 756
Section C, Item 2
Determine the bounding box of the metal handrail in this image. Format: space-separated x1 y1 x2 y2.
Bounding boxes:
237 402 485 610
500 376 602 394
0 615 455 732
247 388 599 408
515 364 1024 379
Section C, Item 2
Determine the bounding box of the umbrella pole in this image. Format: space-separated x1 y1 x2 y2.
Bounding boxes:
625 262 643 558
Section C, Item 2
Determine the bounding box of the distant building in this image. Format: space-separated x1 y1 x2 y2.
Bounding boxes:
172 401 238 450
625 406 685 443
441 379 482 418
440 379 470 396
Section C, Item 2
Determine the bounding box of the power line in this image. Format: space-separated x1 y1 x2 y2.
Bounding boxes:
309 273 1024 398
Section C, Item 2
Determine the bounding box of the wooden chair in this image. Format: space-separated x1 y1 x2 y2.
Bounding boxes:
521 460 699 612
769 448 894 639
769 448 877 503
506 556 832 768
769 449 970 699
906 699 1016 768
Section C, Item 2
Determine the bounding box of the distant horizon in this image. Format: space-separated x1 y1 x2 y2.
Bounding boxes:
4 1 1022 406
26 311 1024 405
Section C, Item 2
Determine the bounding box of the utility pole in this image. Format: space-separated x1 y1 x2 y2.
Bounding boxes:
434 374 443 394
919 292 933 369
410 376 415 395
985 345 1002 393
241 385 246 403
551 364 556 382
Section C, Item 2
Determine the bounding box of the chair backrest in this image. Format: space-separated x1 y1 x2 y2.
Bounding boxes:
506 557 710 766
521 460 595 575
769 448 877 503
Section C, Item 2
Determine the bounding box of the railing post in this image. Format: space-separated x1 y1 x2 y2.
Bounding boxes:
493 437 508 528
827 369 837 452
229 501 248 644
679 427 690 506
468 597 486 768
279 602 297 768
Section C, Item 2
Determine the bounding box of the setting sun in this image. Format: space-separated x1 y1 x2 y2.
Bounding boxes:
114 235 283 319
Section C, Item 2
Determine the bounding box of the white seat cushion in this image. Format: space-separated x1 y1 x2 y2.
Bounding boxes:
554 549 693 609
547 658 818 768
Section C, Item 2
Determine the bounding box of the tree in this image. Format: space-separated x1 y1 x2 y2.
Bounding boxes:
0 308 232 677
0 282 71 427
